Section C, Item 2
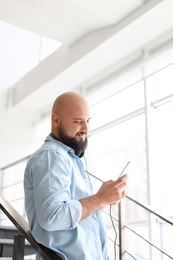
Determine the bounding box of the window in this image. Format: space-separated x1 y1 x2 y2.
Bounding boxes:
90 81 144 130
85 59 173 260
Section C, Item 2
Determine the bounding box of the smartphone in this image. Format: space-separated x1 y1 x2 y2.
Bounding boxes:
117 161 130 179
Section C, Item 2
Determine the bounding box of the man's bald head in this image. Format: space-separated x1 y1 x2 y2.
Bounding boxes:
52 92 89 116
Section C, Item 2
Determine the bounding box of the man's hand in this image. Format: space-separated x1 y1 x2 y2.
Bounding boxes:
79 175 128 221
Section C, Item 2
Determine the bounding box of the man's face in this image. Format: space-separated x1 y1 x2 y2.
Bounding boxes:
57 118 90 157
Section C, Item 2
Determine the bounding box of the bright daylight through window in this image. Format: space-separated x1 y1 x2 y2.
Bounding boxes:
84 54 173 260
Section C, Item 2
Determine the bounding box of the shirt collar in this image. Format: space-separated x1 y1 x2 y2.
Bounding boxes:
45 134 76 157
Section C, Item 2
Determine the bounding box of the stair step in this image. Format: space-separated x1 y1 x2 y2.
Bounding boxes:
0 238 31 245
0 255 36 259
0 255 35 260
0 239 14 245
0 225 17 240
0 238 36 257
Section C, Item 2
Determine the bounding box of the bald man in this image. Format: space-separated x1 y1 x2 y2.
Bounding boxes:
24 92 128 260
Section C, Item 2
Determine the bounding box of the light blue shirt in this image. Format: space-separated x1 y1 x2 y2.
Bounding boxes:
24 135 108 260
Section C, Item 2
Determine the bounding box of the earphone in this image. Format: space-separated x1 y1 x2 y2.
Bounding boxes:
84 157 130 260
84 156 118 260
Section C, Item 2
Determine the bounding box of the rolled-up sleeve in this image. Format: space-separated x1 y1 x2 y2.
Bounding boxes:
31 149 82 231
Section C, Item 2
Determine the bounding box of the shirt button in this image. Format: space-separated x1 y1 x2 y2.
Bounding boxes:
93 213 97 218
96 236 100 242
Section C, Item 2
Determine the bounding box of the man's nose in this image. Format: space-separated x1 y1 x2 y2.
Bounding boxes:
81 121 90 133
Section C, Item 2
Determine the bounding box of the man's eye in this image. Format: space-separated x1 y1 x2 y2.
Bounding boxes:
73 120 81 124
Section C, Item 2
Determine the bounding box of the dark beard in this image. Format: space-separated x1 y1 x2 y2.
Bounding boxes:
58 123 88 158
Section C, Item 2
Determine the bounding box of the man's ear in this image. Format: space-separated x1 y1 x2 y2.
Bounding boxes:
52 112 59 127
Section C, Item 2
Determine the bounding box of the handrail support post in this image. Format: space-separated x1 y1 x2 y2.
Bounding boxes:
119 201 125 260
13 232 25 260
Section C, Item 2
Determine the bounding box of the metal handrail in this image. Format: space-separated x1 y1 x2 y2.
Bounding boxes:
126 194 173 225
87 170 173 259
126 194 173 226
0 194 61 260
117 194 173 260
124 223 172 258
125 196 173 259
0 155 31 171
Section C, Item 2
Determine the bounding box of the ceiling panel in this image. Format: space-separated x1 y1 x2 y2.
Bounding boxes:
1 0 173 120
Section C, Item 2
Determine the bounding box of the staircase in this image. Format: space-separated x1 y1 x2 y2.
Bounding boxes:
0 194 61 260
0 225 36 259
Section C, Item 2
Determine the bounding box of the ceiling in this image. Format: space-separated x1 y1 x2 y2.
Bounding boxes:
0 0 173 120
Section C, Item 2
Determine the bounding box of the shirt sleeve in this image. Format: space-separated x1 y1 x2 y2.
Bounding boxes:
31 149 82 231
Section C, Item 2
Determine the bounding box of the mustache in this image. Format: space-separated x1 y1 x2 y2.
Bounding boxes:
77 131 87 135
